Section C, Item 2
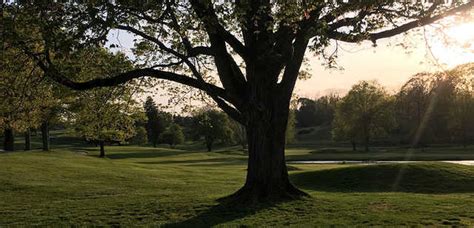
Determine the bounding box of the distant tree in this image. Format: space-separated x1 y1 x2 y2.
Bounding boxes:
130 111 148 145
447 63 474 147
396 73 434 147
37 85 71 152
75 100 137 157
195 109 234 151
160 123 184 148
144 97 161 147
432 76 458 142
0 45 50 151
396 68 469 147
230 120 247 150
333 81 395 151
130 126 148 145
332 105 359 151
314 95 339 126
296 98 318 128
173 115 195 140
69 48 138 157
286 109 296 144
157 112 173 142
296 95 339 128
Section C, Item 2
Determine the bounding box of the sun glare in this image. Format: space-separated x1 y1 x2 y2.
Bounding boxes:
427 21 474 68
446 22 474 48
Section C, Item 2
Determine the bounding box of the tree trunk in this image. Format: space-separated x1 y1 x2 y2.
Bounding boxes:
3 128 14 151
462 127 467 149
363 124 370 152
223 100 308 203
41 122 50 151
99 141 105 158
351 140 357 151
24 128 31 151
242 142 247 150
206 138 213 152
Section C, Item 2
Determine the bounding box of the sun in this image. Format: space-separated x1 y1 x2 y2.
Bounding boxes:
445 22 474 49
426 20 474 68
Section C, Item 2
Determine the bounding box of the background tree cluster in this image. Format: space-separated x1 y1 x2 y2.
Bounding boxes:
0 44 59 151
295 63 474 151
395 63 474 148
0 45 147 155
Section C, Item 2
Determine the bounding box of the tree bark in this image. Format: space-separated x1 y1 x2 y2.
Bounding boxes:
99 141 105 157
3 128 14 151
363 124 370 152
462 127 467 149
223 99 308 203
41 121 50 151
364 138 369 152
24 128 31 151
206 142 212 152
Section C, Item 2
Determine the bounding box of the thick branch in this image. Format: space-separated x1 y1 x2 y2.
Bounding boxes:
279 33 309 98
115 24 188 60
327 10 370 31
116 22 244 121
35 56 229 101
35 54 246 123
189 46 214 56
190 0 247 102
115 24 210 88
328 1 473 43
190 0 247 59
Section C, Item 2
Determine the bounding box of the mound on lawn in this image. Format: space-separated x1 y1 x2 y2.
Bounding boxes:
291 162 474 193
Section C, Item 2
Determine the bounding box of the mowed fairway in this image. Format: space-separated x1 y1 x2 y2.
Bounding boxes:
1 146 474 226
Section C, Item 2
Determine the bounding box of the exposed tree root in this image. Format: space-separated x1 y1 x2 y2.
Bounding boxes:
218 182 309 205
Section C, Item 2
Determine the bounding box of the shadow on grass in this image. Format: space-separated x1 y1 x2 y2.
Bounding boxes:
137 157 247 165
291 162 474 193
286 149 474 161
105 151 188 159
164 200 283 227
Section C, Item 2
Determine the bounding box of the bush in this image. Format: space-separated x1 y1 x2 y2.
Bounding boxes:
159 123 184 148
130 126 147 145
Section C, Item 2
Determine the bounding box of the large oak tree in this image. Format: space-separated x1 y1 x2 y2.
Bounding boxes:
4 0 473 202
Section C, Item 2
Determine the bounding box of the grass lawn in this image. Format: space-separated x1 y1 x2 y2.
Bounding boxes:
1 143 474 226
285 145 474 161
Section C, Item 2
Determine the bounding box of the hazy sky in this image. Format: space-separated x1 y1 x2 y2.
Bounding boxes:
297 22 474 98
107 18 474 110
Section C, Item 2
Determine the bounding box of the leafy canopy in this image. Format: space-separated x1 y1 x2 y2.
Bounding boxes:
4 1 472 124
332 81 395 145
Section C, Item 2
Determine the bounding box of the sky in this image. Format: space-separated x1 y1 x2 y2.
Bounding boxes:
296 22 474 98
107 17 474 111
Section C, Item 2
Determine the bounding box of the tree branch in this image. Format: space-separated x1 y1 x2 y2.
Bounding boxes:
189 0 247 103
31 51 229 101
328 1 473 43
116 20 245 121
279 33 309 98
190 0 248 59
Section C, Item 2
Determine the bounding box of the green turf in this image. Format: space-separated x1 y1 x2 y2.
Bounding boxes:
284 145 474 161
1 145 474 226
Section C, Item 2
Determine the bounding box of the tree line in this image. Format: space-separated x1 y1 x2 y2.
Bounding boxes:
295 63 474 151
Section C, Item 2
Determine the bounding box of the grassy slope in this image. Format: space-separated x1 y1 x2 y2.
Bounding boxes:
1 145 474 226
284 146 474 161
292 125 474 161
